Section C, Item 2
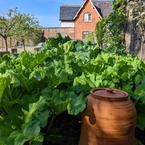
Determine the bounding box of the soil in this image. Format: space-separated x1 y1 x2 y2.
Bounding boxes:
135 128 145 145
43 112 81 145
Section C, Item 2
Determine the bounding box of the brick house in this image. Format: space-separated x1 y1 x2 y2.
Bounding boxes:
43 0 112 40
0 0 112 49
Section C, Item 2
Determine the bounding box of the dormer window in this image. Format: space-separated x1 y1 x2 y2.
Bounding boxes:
84 13 92 22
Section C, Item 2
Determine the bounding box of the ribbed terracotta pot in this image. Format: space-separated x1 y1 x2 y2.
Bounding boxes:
79 88 136 145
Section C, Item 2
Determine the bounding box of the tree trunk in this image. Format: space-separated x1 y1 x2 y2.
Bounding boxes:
4 37 8 51
125 1 137 54
22 39 26 51
125 0 145 59
140 25 145 60
10 37 12 48
2 37 4 50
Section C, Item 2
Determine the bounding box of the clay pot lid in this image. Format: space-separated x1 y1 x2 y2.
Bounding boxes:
90 88 128 101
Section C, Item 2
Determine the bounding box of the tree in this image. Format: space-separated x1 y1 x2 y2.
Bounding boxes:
125 0 145 59
0 8 41 51
0 8 18 51
95 0 127 55
12 13 41 51
95 0 145 58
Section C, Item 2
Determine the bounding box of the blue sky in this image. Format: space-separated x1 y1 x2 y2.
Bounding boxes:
0 0 83 27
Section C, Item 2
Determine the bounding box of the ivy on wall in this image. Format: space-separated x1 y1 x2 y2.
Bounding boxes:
96 0 127 54
96 0 145 59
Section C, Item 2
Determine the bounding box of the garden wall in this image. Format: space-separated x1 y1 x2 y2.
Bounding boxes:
41 27 75 40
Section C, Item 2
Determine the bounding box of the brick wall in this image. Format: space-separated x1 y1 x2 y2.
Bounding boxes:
0 37 4 49
74 0 101 40
41 27 75 40
0 27 75 50
0 37 16 50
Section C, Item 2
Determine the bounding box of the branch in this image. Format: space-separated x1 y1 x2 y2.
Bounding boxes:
5 18 17 34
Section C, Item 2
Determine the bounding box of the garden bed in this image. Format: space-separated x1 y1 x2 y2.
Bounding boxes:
43 112 81 145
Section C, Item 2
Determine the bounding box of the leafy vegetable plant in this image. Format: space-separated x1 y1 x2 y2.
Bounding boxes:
0 34 145 145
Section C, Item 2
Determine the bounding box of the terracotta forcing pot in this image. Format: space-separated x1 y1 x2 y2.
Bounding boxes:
79 88 136 145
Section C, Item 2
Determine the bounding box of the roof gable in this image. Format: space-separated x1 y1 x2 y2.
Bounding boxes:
59 0 112 21
73 0 102 20
92 1 112 17
60 5 80 21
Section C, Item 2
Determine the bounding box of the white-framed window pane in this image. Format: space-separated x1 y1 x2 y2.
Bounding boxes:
84 13 92 22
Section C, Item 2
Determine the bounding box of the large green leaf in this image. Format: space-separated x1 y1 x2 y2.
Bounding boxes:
0 76 7 101
0 34 145 145
67 93 87 115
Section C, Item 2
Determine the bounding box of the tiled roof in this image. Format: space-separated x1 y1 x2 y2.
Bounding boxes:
60 5 80 21
92 1 112 17
59 1 112 21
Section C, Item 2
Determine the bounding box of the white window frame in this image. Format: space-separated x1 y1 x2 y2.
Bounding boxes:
84 13 92 22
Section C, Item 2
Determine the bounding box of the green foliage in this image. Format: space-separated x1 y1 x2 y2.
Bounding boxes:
0 35 99 144
0 34 145 144
0 8 19 51
12 12 40 47
43 33 71 48
135 138 144 145
96 0 127 54
0 8 40 50
85 32 95 43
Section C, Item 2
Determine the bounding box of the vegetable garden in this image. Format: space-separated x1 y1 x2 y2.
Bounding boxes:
0 34 145 145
